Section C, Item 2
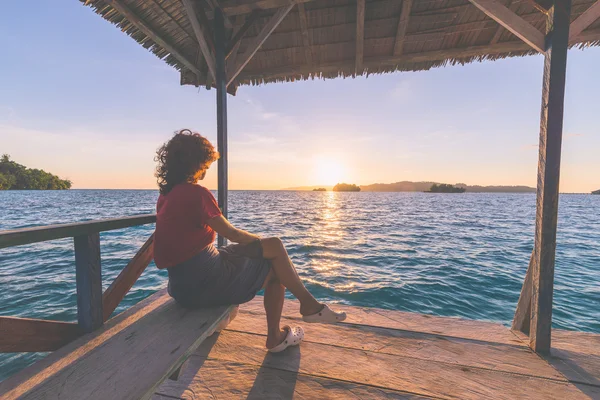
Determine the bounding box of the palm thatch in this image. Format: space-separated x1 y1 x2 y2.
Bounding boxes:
80 0 600 92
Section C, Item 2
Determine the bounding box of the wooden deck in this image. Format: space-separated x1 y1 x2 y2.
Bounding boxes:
154 297 600 399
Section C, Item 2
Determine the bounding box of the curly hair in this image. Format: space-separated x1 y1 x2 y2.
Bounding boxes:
155 129 219 195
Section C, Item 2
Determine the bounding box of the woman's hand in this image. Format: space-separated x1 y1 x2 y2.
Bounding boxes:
206 215 260 244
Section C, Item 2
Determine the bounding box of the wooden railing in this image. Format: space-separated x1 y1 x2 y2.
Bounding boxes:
0 214 157 353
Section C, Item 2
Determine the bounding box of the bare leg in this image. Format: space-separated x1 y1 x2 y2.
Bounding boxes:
263 273 288 349
261 237 322 316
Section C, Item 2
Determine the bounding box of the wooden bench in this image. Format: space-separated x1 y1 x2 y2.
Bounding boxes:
0 289 233 400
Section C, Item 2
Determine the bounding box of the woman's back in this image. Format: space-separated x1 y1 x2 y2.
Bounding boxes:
154 183 221 269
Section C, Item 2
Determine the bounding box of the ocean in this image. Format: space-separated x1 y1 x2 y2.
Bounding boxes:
0 189 599 381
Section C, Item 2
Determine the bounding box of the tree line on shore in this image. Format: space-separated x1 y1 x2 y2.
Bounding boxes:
0 154 72 190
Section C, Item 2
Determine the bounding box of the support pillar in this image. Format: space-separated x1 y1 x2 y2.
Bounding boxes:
74 233 103 333
529 0 571 354
215 7 228 247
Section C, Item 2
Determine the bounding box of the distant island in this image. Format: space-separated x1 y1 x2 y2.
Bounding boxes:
333 183 361 192
312 188 327 192
360 181 536 193
593 189 600 195
426 183 466 193
285 181 536 193
0 154 72 190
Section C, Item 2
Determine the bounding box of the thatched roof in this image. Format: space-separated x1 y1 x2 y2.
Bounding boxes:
81 0 600 92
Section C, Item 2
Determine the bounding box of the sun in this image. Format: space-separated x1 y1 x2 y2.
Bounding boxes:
314 157 345 186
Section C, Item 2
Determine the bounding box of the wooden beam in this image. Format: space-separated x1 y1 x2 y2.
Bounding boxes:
569 0 600 40
355 0 365 74
0 317 80 352
297 3 313 65
512 251 534 334
215 8 229 247
227 2 296 86
74 233 103 333
0 214 156 249
530 0 572 355
226 10 261 59
531 0 554 12
216 0 309 16
103 0 202 76
206 0 234 29
394 0 414 56
227 15 246 78
182 0 217 81
467 0 546 52
489 0 514 44
102 234 155 321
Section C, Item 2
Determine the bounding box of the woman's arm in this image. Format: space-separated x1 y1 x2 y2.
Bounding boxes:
206 215 260 244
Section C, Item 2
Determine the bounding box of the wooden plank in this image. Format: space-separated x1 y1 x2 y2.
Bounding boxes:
512 250 534 333
530 0 572 355
74 233 103 333
155 359 429 399
241 297 526 346
549 330 600 387
188 330 600 399
0 214 156 249
569 0 600 40
0 317 80 353
103 1 202 76
102 234 155 321
0 289 234 400
394 0 414 56
548 329 600 387
182 0 217 81
490 0 514 44
467 0 546 52
297 3 313 65
227 311 565 380
227 2 296 86
226 10 261 59
355 0 365 74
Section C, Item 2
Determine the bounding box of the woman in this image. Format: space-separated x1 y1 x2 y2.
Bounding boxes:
154 129 346 353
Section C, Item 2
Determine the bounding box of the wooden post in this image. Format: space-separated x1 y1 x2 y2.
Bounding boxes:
215 7 228 247
512 251 533 334
529 0 571 354
74 233 103 333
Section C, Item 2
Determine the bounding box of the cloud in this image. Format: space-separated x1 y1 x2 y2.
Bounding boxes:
389 79 413 101
518 143 538 151
564 133 584 139
0 106 16 123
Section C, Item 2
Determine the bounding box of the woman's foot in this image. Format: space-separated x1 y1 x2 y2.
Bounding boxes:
266 326 290 349
300 302 324 317
302 304 346 324
267 326 304 353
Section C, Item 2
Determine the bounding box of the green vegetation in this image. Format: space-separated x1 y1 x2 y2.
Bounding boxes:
593 189 600 195
312 188 327 191
0 154 72 190
333 183 361 192
427 183 466 193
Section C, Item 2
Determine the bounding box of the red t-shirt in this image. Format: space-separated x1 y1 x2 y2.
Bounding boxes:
154 183 222 269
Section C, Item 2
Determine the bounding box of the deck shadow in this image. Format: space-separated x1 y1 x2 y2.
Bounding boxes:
246 347 301 399
545 348 600 393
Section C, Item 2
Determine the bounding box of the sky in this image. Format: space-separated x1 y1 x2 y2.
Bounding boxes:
0 2 598 193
